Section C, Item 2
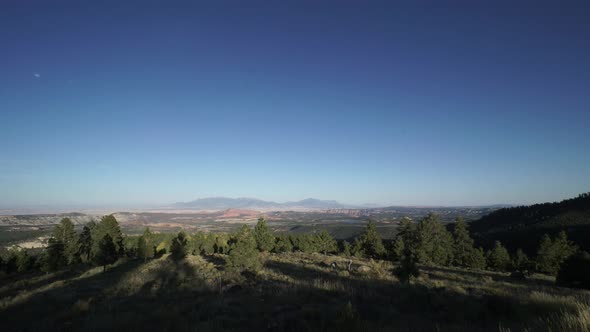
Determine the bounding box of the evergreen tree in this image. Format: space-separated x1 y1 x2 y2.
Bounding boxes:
78 221 95 263
414 213 454 266
471 247 487 270
487 241 511 272
273 235 294 253
253 217 275 252
170 231 188 261
4 250 18 274
394 221 420 283
357 220 386 258
142 227 155 258
15 249 34 272
536 231 578 275
512 248 532 274
42 238 66 272
53 218 79 264
137 236 148 261
226 225 261 272
92 215 124 258
341 240 352 257
314 230 338 255
94 234 117 272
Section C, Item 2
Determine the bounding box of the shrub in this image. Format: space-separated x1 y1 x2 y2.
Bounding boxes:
254 217 275 252
226 225 261 273
170 232 189 261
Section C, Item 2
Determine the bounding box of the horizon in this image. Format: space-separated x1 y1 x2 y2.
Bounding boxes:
1 1 590 208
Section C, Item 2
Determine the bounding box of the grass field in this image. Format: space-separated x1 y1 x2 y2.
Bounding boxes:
1 252 589 331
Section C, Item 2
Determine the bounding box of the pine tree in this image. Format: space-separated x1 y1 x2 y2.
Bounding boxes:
357 220 386 258
42 238 66 272
341 240 352 257
137 236 148 261
394 221 420 283
94 234 117 272
142 227 155 258
536 231 578 275
487 241 511 272
92 215 124 258
226 225 261 272
253 217 275 252
314 230 338 255
53 218 79 264
414 213 453 266
15 249 34 272
512 248 532 274
273 235 294 253
78 221 95 263
170 231 188 261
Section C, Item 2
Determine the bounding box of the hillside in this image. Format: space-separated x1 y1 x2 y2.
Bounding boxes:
2 252 588 331
469 193 590 253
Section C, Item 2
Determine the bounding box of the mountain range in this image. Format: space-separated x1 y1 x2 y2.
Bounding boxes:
172 197 350 210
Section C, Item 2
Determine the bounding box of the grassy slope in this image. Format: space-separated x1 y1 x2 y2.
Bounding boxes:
1 253 589 332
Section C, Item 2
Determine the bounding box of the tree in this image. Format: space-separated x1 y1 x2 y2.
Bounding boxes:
512 248 532 274
137 236 148 261
170 231 188 261
414 213 453 266
94 234 117 272
253 217 275 252
78 221 95 263
42 238 66 272
92 215 124 258
142 227 155 258
15 249 34 272
487 241 511 272
53 218 79 264
314 230 338 255
394 221 420 283
536 231 578 275
341 241 352 257
273 235 294 253
226 225 261 272
356 220 386 258
556 251 590 289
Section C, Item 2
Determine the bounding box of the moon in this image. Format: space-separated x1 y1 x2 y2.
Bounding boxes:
33 73 40 78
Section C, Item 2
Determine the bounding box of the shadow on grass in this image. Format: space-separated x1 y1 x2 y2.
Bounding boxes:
0 255 587 332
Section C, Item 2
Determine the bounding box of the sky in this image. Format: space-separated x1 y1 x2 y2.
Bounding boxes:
1 1 589 208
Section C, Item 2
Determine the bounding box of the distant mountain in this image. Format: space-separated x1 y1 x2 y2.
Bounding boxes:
469 193 590 253
172 197 349 211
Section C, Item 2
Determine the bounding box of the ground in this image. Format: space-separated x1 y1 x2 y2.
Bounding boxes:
1 253 589 331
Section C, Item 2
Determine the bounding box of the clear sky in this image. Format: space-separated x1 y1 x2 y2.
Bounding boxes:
1 1 589 208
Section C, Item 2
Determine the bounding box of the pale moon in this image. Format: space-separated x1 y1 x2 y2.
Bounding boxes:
33 73 40 78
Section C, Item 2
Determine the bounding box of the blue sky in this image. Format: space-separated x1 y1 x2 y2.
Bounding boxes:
1 1 589 207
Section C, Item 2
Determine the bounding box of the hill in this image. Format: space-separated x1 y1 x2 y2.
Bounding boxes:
469 193 590 253
173 197 349 210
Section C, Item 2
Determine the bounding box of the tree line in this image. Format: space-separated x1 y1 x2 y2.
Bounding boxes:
1 213 588 289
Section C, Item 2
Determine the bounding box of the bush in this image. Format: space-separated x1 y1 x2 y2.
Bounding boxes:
226 225 261 273
556 251 590 289
170 232 189 261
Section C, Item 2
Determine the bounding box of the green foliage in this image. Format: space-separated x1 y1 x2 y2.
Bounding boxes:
94 234 118 271
414 213 453 266
170 232 189 261
355 220 386 259
92 215 124 259
556 251 590 289
3 250 18 274
273 235 294 253
15 249 35 272
451 217 485 269
292 233 316 253
393 221 420 283
512 248 533 274
136 236 148 261
213 233 230 254
77 221 95 263
341 240 352 257
536 231 578 275
253 217 275 252
190 231 216 256
314 230 338 254
226 225 261 272
42 238 66 272
486 241 511 272
52 218 79 264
